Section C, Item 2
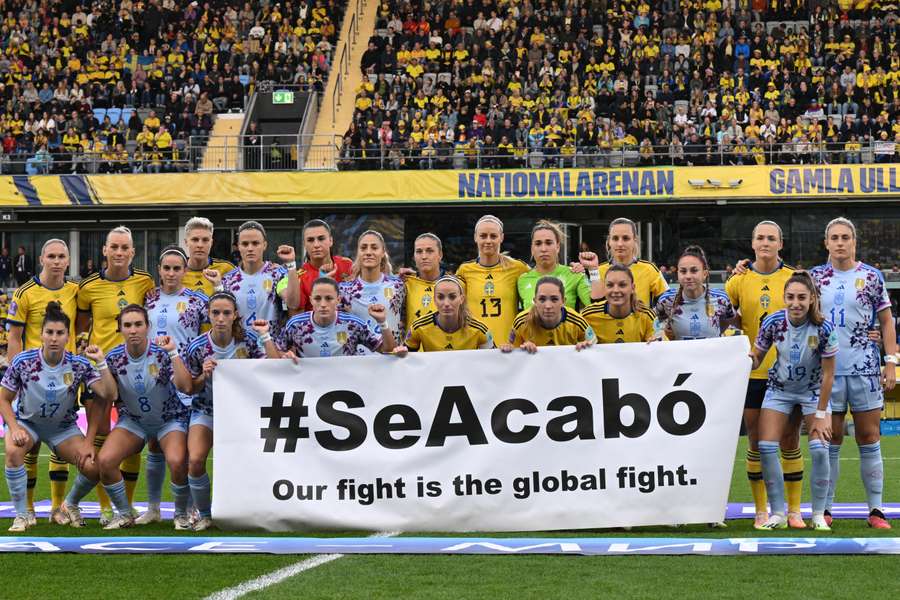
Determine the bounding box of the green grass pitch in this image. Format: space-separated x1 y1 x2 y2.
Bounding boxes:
1 436 899 599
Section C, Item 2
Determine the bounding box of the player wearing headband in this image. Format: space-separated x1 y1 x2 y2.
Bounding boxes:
398 276 493 352
456 215 530 345
137 245 207 525
6 239 79 526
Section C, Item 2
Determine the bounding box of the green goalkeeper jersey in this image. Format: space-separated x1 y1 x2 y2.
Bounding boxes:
517 264 593 310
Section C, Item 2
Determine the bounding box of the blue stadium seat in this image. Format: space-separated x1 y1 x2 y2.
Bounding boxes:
121 108 134 125
93 108 107 123
107 108 122 125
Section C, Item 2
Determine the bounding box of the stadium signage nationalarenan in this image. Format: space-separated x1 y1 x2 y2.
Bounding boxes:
457 169 675 199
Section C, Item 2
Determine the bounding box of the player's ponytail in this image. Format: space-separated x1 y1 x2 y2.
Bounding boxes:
42 301 70 330
785 271 825 326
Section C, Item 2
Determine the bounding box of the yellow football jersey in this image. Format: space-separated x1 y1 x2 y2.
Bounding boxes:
725 262 794 379
582 301 657 343
7 277 79 352
510 307 592 347
405 313 492 351
598 260 669 308
182 257 236 297
77 269 155 352
456 258 530 344
404 275 441 327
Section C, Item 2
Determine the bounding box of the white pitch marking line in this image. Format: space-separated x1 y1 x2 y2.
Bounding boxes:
203 531 400 600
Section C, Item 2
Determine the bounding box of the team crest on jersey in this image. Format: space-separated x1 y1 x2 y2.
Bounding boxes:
176 301 187 313
118 298 129 311
336 331 348 345
484 281 495 295
235 347 249 358
706 303 715 317
384 287 394 300
760 294 770 309
263 279 273 292
855 278 865 290
149 363 159 378
808 335 819 349
63 371 74 386
421 293 432 307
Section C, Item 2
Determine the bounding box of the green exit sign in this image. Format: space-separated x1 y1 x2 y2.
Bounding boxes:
273 90 294 104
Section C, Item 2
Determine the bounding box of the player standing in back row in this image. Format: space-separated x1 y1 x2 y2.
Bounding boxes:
810 217 896 529
726 221 805 529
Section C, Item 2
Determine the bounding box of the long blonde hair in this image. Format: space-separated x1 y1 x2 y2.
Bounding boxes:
434 275 471 329
475 214 515 267
351 229 393 277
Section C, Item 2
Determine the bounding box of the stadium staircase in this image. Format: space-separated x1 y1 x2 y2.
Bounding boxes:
305 0 377 170
200 114 246 171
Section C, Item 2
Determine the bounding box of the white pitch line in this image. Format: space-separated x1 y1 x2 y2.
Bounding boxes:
203 531 399 600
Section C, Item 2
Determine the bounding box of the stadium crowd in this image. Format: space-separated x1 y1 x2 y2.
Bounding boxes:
340 0 900 170
0 0 344 174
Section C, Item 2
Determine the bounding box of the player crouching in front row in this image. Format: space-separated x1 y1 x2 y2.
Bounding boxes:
1 303 117 532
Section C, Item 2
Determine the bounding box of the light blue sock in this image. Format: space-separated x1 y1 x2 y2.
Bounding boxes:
65 472 98 507
759 440 785 516
102 479 133 516
859 442 884 513
171 482 191 518
5 466 28 517
826 443 841 511
808 439 830 515
188 473 212 518
145 452 165 505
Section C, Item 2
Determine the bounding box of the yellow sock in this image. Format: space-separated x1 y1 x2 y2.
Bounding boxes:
121 453 142 505
781 447 804 515
93 435 112 514
48 452 70 511
25 450 38 513
747 449 768 514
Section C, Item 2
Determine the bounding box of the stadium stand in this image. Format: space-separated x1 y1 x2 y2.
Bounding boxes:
337 0 900 170
0 0 345 174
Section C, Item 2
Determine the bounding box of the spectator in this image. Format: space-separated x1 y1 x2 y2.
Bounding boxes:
0 248 12 288
13 246 32 286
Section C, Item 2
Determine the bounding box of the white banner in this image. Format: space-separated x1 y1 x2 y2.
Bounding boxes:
213 336 750 532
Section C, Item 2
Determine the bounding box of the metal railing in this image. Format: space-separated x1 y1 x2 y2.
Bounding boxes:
330 140 898 171
193 133 340 172
330 0 366 126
